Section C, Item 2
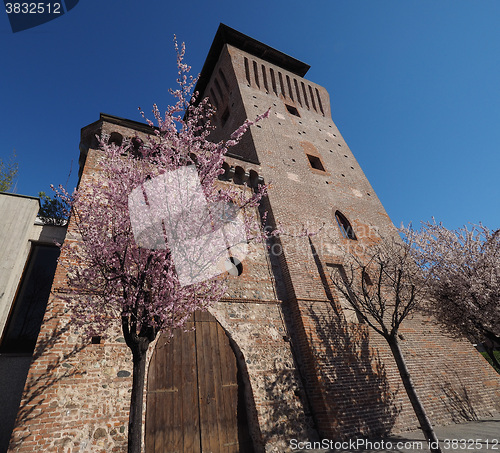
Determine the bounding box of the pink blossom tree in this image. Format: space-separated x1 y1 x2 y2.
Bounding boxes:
403 221 500 369
58 41 269 453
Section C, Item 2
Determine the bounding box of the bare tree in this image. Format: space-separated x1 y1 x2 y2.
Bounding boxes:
329 236 441 453
403 221 500 370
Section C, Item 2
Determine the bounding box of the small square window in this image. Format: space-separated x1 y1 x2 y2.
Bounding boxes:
285 104 300 117
307 154 325 172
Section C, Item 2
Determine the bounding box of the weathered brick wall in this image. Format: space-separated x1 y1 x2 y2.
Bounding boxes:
287 297 500 440
218 41 500 441
9 128 314 452
9 148 134 452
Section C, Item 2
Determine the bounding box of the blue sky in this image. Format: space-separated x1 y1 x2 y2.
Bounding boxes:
1 0 499 230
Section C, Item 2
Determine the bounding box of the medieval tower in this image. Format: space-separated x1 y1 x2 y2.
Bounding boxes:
6 24 500 453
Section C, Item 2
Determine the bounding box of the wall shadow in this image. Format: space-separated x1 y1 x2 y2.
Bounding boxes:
440 373 479 423
6 310 86 451
260 357 319 444
306 303 400 439
300 238 400 439
230 340 260 453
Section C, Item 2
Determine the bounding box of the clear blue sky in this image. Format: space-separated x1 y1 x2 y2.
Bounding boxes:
1 0 499 230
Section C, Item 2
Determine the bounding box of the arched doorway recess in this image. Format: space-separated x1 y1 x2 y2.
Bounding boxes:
145 310 253 452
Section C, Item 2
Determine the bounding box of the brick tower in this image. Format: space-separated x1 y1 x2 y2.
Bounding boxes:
7 24 500 453
196 20 500 436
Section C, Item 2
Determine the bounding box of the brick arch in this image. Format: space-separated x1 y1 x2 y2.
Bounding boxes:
334 210 357 240
145 310 254 453
218 163 264 189
108 132 123 147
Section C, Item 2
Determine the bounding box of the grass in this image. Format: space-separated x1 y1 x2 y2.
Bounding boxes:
481 350 500 374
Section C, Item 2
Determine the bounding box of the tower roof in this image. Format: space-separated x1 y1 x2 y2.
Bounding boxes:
195 24 310 99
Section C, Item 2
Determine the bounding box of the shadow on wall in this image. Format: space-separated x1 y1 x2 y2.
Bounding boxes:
305 237 400 439
228 337 264 453
0 355 31 453
259 353 318 446
306 304 400 439
6 308 86 452
440 373 479 423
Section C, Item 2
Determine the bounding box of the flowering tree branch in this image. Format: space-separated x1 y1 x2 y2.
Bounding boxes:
54 38 272 453
402 220 500 369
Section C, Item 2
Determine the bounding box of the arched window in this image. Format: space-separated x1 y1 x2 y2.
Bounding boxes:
130 137 142 157
233 166 247 185
335 210 356 240
225 256 243 276
108 132 123 147
248 170 260 188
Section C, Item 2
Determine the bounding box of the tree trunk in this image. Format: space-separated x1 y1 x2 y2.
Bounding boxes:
128 344 149 453
484 344 500 372
387 336 442 453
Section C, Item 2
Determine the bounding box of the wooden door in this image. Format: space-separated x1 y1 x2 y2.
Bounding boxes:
145 311 253 453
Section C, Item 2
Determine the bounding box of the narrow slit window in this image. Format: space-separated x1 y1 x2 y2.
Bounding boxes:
253 61 260 88
278 72 285 97
244 57 251 85
309 85 317 111
221 108 230 127
294 79 302 106
261 65 269 92
335 210 357 240
270 68 277 94
316 88 325 115
307 154 325 172
286 75 294 101
301 82 310 109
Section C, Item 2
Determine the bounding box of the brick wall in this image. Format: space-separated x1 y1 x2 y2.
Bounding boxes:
9 138 313 452
209 37 500 441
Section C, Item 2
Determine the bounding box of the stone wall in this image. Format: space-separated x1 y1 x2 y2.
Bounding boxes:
8 135 314 452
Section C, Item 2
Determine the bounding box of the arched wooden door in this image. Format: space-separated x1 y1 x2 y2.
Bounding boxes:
145 310 253 453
